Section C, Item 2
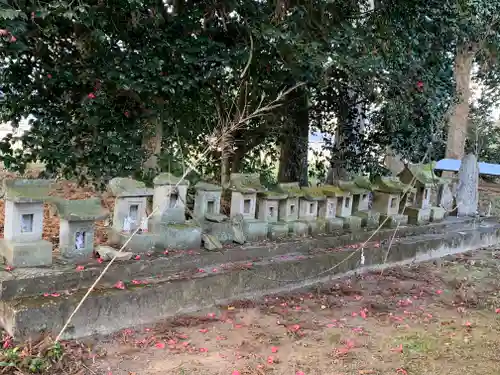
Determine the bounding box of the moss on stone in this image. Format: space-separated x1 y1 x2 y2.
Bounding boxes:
301 187 326 201
229 173 266 193
257 190 288 200
322 185 347 197
154 173 189 186
277 182 304 198
373 175 412 194
50 197 109 221
354 176 372 191
108 177 154 197
407 164 444 185
337 180 368 195
4 179 53 203
194 181 222 192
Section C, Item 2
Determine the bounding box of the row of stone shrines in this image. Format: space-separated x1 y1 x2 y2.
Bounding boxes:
0 165 451 268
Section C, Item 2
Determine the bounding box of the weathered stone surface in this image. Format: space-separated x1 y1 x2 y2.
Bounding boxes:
229 173 266 193
153 173 189 186
96 246 134 261
289 221 309 236
0 239 52 267
456 153 479 217
59 220 95 261
159 224 202 250
354 211 380 229
108 231 160 253
108 178 154 198
326 218 344 232
3 179 53 203
438 183 454 212
380 214 408 228
4 220 498 340
50 198 108 221
342 216 362 230
193 182 224 221
243 220 268 242
202 234 222 251
405 207 431 225
202 221 234 244
231 214 245 244
430 207 446 222
267 222 289 240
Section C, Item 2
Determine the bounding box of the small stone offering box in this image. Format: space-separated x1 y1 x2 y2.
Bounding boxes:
52 198 108 261
1 179 53 267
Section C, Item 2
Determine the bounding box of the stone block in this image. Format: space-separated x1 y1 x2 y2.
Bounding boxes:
152 173 189 224
405 207 431 225
0 239 52 267
4 201 44 243
158 223 202 250
308 220 324 235
430 207 446 222
243 219 268 242
109 230 160 253
326 218 344 232
289 221 309 237
354 211 380 229
59 220 95 261
202 221 234 244
380 214 408 228
268 222 289 240
341 216 362 230
193 185 223 221
278 197 300 222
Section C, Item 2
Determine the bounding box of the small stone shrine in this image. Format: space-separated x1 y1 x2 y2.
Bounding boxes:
297 187 325 234
51 197 109 261
276 183 309 236
229 173 267 241
327 183 362 230
257 190 289 239
371 175 409 228
152 173 201 249
398 164 440 224
317 186 344 232
352 176 380 228
194 181 233 245
108 177 156 252
1 179 53 267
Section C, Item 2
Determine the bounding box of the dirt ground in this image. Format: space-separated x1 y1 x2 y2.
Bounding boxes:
84 247 500 375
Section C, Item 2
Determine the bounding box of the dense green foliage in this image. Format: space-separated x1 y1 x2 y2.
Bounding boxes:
0 0 499 186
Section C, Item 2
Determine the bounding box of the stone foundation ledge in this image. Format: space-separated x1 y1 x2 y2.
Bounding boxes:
1 220 499 340
0 217 483 301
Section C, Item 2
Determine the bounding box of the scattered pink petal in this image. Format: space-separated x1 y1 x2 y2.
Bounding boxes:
267 356 274 364
182 341 189 347
167 339 177 345
134 255 141 260
360 309 367 319
97 258 104 264
47 74 52 79
43 293 50 297
271 346 278 353
199 347 208 352
87 93 96 99
199 328 208 333
436 290 443 295
351 312 358 317
9 36 16 42
234 324 243 329
197 268 205 273
164 250 169 255
155 342 165 349
216 336 226 341
232 371 241 375
465 321 472 327
131 279 141 285
495 308 500 314
296 372 305 375
291 324 300 332
75 265 85 271
396 369 408 375
4 265 13 271
391 344 403 353
51 292 60 297
0 29 8 36
114 281 125 290
207 313 216 318
212 268 218 272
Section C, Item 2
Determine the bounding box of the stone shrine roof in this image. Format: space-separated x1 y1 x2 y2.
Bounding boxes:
108 177 154 198
406 164 444 186
300 187 326 201
257 190 288 200
321 185 348 197
50 197 109 221
194 181 222 191
372 176 412 194
153 173 189 186
229 173 266 193
337 180 368 195
3 179 53 203
277 182 304 198
353 176 372 191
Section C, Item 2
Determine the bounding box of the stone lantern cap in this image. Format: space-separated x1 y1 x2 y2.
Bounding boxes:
194 181 222 191
153 173 189 186
353 176 372 191
407 164 444 187
300 187 326 201
257 190 288 200
337 180 369 195
277 182 304 198
3 179 53 203
108 177 154 198
50 197 109 221
229 173 266 193
372 175 414 194
321 185 349 197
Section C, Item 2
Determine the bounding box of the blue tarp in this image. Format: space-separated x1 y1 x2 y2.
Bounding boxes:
434 158 500 176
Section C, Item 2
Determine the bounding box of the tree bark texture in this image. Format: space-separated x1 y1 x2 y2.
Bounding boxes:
445 43 476 160
278 86 309 186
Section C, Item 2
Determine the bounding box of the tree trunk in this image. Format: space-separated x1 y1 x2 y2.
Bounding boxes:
143 112 164 170
278 86 309 186
445 43 476 161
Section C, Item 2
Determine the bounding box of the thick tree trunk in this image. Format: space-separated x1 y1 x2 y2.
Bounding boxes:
278 86 309 186
445 43 476 160
143 113 163 170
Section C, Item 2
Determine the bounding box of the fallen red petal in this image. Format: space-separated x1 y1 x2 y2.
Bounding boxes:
271 346 278 353
155 342 165 349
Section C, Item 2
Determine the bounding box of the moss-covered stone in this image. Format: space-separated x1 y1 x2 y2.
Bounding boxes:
50 197 109 221
153 173 189 186
277 182 304 198
4 179 53 203
407 164 444 185
372 175 413 194
322 185 347 197
353 176 372 191
301 187 326 201
257 191 288 200
337 180 368 195
229 173 266 193
194 181 222 192
108 177 154 197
